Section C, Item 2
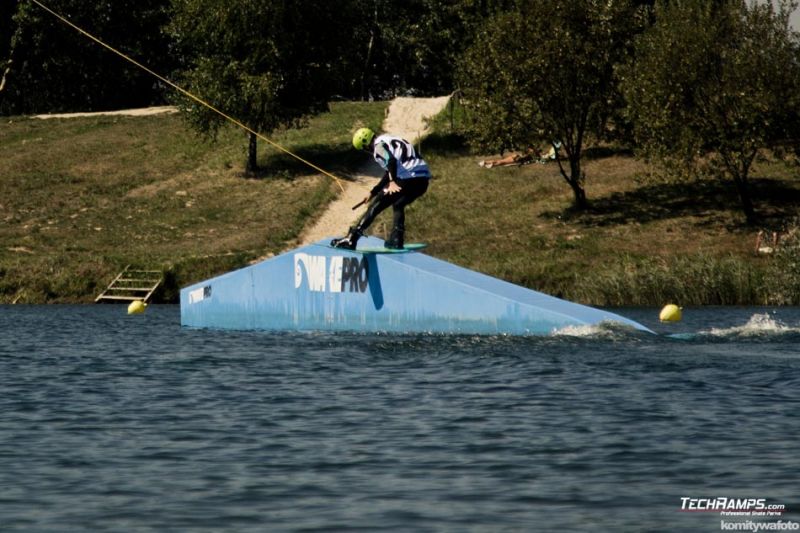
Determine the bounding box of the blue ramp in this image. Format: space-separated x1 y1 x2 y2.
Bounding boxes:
180 237 653 335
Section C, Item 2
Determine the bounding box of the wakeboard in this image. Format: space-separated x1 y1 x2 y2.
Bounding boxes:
325 243 427 254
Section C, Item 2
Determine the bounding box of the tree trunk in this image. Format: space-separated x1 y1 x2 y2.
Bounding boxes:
570 179 588 210
360 0 379 101
726 151 757 225
0 60 11 93
246 132 258 173
1 4 24 94
554 146 589 210
568 156 589 210
732 172 756 225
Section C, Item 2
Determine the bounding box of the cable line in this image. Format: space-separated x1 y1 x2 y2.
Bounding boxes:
29 0 345 192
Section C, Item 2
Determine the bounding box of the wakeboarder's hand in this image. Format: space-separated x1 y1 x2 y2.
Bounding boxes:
384 181 401 195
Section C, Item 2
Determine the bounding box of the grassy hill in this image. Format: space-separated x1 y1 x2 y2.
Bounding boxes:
0 102 386 303
2 101 799 305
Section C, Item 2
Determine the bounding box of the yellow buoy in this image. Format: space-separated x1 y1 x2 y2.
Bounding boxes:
127 300 147 315
659 304 682 322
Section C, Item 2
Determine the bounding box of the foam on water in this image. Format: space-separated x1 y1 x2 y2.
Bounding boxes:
666 312 800 343
703 313 798 338
552 320 641 339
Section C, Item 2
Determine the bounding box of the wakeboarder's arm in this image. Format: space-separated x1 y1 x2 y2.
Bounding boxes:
370 143 401 196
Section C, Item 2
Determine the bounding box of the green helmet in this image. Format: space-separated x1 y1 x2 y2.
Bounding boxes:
352 127 375 151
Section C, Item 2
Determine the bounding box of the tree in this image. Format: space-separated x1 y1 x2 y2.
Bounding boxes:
457 0 646 210
353 0 518 100
0 2 18 94
168 0 356 172
0 0 172 115
620 0 800 224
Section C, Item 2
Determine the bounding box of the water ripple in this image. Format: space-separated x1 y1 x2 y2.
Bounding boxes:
0 305 799 531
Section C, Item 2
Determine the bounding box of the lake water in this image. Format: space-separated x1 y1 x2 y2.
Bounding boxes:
1 305 798 532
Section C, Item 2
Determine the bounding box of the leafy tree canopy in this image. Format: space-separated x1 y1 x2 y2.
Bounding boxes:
620 0 800 224
168 0 345 133
167 0 361 170
356 0 518 99
457 0 648 209
0 0 172 115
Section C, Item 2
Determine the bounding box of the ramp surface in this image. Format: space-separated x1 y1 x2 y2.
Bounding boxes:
181 238 653 335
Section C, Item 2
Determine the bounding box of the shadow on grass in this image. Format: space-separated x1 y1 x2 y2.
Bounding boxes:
246 132 471 180
544 177 800 231
583 145 634 160
418 131 470 157
246 143 365 181
419 136 629 160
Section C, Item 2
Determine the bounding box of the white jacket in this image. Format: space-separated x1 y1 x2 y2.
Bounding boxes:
372 134 431 179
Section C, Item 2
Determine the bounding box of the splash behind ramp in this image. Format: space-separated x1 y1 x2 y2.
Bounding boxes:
180 238 653 335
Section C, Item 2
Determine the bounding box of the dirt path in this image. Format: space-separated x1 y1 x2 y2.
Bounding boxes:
295 95 450 247
31 97 452 251
33 106 178 119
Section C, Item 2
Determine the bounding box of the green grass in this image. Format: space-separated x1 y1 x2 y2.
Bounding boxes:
0 101 387 303
2 99 799 305
408 147 800 305
400 106 800 305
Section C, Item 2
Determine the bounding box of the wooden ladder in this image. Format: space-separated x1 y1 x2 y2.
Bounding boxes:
95 265 162 303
